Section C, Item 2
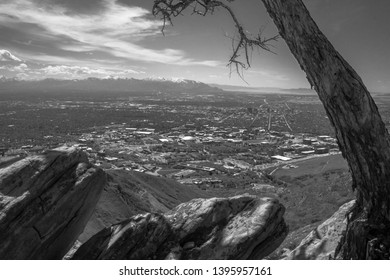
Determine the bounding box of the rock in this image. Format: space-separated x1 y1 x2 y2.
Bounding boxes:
0 146 106 259
283 200 355 260
73 213 173 260
72 195 288 260
63 240 82 260
164 245 182 260
79 169 208 243
183 242 195 250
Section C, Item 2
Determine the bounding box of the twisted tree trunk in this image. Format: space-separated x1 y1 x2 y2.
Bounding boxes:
261 0 390 259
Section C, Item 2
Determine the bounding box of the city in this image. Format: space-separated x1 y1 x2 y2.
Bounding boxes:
1 85 355 243
1 88 340 191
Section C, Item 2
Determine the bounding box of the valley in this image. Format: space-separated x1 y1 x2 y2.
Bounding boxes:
3 78 387 259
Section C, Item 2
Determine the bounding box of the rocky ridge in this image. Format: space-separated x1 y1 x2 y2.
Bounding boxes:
72 195 288 260
0 146 106 259
0 147 327 260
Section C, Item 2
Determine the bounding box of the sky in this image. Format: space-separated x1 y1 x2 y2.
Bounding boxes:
0 0 389 92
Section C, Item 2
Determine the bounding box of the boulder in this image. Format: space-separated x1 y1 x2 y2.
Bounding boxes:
283 200 355 260
0 146 106 259
72 195 288 260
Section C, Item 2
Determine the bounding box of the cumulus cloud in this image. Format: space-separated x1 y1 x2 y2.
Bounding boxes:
15 72 30 80
0 49 29 76
0 0 220 67
0 49 145 80
11 63 28 72
0 49 23 62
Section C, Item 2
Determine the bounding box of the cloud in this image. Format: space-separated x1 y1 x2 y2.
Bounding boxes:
0 49 22 62
0 49 146 80
11 63 28 72
39 65 144 79
31 0 109 15
15 72 30 80
0 49 28 74
247 69 290 81
0 0 220 67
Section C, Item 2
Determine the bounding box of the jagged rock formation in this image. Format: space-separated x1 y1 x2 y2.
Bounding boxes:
80 169 208 242
0 146 106 259
283 200 355 260
72 195 288 260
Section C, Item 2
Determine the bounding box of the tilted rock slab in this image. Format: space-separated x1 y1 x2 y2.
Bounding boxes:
0 146 106 259
72 195 288 260
283 200 355 260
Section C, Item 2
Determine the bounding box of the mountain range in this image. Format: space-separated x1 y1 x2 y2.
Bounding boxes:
210 83 316 95
0 76 223 94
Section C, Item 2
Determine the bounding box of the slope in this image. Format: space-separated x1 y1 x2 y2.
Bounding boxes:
79 169 209 242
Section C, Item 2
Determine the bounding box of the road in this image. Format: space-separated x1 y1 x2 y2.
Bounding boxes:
250 103 266 127
268 112 272 131
220 112 236 122
269 167 279 175
282 114 292 131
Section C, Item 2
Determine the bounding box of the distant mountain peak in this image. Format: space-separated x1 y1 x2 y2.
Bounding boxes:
143 77 201 84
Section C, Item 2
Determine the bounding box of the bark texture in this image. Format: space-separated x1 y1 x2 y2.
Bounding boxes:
284 200 355 260
260 0 390 259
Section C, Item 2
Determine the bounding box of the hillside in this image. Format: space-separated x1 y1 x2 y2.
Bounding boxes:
79 170 209 242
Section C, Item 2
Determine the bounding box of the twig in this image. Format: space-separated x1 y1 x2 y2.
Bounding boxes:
152 0 279 76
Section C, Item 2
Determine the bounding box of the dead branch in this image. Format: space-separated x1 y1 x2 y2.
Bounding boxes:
152 0 279 73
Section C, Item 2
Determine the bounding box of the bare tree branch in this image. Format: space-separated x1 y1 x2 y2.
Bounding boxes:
152 0 279 73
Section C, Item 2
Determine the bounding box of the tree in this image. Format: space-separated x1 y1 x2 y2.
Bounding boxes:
153 0 390 259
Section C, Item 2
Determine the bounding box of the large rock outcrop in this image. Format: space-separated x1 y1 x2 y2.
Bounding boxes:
283 200 355 260
80 169 208 242
72 195 288 260
0 146 106 259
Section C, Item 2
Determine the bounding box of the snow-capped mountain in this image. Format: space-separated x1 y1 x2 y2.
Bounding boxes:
143 77 202 84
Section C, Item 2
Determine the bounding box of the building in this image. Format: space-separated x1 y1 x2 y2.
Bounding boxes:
104 156 119 162
0 146 8 156
181 136 196 141
303 138 315 145
316 147 329 154
301 150 315 155
271 155 292 161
